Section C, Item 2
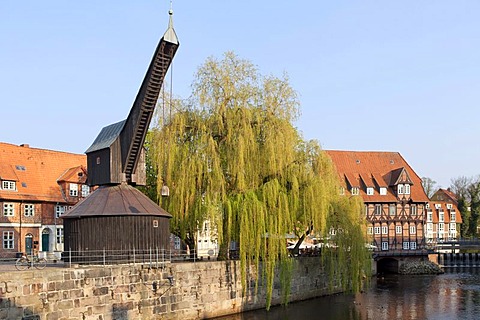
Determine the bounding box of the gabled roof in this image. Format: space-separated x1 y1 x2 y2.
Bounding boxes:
85 120 125 153
325 150 429 203
431 188 458 204
389 167 413 186
0 142 86 202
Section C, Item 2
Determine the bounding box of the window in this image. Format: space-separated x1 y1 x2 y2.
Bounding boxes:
69 183 78 196
351 187 359 195
439 211 444 222
3 203 14 216
375 204 382 215
405 184 411 195
367 187 374 195
56 228 64 244
450 212 456 222
409 226 416 234
81 185 90 197
381 242 389 251
403 242 410 250
374 227 381 235
410 242 417 250
3 231 14 249
450 223 456 232
410 205 417 216
396 226 402 234
380 187 387 195
397 184 404 195
339 187 345 195
382 226 388 235
439 223 444 232
2 180 16 190
367 227 373 235
55 205 66 218
427 212 433 222
389 204 396 216
427 223 433 231
24 204 35 217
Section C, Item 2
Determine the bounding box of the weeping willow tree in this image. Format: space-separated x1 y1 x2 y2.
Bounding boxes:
150 52 370 309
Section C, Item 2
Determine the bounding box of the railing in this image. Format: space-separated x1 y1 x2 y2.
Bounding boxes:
0 248 219 270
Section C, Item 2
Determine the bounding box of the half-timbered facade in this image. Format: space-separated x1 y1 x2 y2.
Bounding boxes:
0 142 89 258
326 150 430 254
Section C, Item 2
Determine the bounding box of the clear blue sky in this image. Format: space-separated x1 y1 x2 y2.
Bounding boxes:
1 1 479 188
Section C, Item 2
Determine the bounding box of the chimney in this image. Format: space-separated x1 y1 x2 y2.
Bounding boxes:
20 144 30 148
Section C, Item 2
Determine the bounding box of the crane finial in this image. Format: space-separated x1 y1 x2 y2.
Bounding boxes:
169 0 173 15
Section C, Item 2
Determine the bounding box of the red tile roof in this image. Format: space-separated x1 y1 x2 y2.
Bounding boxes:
428 201 463 224
325 150 429 203
0 142 86 202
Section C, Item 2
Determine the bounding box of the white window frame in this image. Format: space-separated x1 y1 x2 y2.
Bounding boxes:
389 204 396 216
381 226 388 235
3 231 14 249
55 205 66 218
410 242 417 250
366 187 374 195
24 203 35 217
56 228 64 244
427 223 433 231
405 184 411 195
380 187 387 195
427 212 433 222
439 211 444 222
351 187 359 195
449 223 456 232
81 184 90 197
403 241 410 250
397 184 404 195
3 203 14 216
381 242 389 251
367 227 373 235
439 223 444 232
2 180 16 190
410 205 417 216
69 183 78 196
409 225 416 235
375 204 382 215
374 226 381 235
396 226 402 234
450 212 456 222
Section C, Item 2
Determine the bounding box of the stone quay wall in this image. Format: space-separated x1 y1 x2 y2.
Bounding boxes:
0 258 335 320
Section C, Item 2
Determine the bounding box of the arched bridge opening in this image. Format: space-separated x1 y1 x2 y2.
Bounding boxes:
377 257 400 274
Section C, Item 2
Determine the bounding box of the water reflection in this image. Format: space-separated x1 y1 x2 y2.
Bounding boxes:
213 268 480 320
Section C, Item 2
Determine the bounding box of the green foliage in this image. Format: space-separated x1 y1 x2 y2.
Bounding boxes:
150 52 370 309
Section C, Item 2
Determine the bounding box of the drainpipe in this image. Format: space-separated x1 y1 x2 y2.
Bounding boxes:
19 200 23 255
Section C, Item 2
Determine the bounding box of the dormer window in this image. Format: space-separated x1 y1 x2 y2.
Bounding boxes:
405 184 411 195
351 187 359 195
397 184 404 195
339 187 345 195
366 187 374 195
2 180 16 191
69 183 78 196
380 187 387 195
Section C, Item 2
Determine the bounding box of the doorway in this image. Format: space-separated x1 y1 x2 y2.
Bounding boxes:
42 229 51 252
25 233 33 256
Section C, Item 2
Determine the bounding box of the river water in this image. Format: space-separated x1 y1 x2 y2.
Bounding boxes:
214 268 480 320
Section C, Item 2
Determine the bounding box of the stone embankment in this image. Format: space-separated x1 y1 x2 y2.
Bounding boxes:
0 258 339 319
398 260 444 275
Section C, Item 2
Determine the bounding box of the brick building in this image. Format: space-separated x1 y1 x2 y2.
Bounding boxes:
326 150 430 254
0 142 89 259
